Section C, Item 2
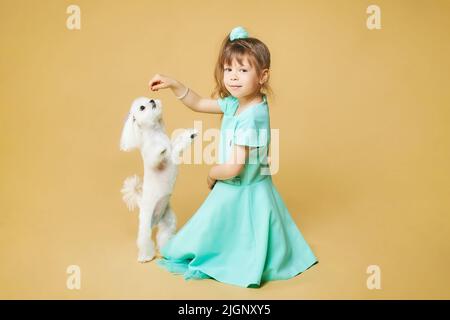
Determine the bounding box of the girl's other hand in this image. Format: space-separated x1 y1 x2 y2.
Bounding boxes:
148 73 176 91
207 174 217 190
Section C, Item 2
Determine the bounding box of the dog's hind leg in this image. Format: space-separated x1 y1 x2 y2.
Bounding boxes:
136 202 157 263
156 205 177 252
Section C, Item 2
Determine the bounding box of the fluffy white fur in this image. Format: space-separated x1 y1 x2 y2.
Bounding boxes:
120 97 198 263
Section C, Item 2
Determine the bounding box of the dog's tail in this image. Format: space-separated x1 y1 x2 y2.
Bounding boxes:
121 174 142 211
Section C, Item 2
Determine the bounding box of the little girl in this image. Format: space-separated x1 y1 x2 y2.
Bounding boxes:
148 26 318 288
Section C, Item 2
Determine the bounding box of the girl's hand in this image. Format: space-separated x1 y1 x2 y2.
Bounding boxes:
207 174 217 190
148 74 177 91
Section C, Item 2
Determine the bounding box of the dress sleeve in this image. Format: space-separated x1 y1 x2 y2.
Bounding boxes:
217 96 238 115
233 116 269 148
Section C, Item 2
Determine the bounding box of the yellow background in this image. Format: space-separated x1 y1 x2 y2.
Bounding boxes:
1 0 449 299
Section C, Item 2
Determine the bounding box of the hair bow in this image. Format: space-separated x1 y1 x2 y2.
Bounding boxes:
229 26 249 41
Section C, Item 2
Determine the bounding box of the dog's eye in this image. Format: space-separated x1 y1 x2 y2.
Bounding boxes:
150 100 156 109
140 105 145 111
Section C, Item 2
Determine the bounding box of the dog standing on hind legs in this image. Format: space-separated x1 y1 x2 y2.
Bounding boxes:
120 97 198 263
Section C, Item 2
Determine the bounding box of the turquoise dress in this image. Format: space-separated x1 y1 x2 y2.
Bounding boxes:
156 94 318 288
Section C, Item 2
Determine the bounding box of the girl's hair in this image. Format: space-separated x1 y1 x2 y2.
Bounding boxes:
211 32 273 100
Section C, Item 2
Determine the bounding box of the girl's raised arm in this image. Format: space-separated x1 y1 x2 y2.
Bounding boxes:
149 74 222 114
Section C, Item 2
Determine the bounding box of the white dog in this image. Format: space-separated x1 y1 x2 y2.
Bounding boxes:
120 97 198 263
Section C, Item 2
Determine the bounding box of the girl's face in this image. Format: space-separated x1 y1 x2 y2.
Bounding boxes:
223 56 263 99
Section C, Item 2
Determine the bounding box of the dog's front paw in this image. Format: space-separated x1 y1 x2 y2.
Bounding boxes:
137 252 155 263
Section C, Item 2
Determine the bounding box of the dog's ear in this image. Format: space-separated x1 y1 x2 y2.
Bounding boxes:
120 112 141 151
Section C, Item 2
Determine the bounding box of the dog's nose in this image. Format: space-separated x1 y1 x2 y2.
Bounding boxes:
149 99 156 109
140 105 146 111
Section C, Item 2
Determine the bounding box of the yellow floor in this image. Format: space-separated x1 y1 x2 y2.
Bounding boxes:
0 167 448 299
